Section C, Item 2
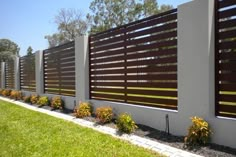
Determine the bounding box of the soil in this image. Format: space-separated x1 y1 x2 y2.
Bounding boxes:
25 102 236 157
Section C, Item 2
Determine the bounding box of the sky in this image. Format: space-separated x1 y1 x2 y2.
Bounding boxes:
0 0 191 56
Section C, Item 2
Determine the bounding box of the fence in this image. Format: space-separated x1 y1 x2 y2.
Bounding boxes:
5 60 15 89
0 0 236 148
20 54 36 92
215 0 236 118
89 9 178 110
43 41 75 97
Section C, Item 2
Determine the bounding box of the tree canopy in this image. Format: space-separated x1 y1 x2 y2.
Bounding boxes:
88 0 173 33
27 46 33 55
45 0 173 47
45 8 90 48
0 39 20 62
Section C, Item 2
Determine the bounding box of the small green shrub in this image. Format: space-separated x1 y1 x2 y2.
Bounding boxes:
116 113 137 134
51 96 64 110
37 96 50 107
74 102 92 118
95 106 113 124
184 116 212 146
30 94 39 104
2 89 11 97
23 96 31 103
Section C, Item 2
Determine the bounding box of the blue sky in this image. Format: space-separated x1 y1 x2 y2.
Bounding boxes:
0 0 190 56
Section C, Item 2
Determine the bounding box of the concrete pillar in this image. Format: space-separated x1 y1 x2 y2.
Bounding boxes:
75 36 89 103
178 0 236 148
14 57 20 90
1 62 5 89
35 51 44 95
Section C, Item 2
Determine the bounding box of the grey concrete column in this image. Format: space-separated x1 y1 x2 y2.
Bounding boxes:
35 50 44 94
178 0 236 148
14 57 20 90
75 36 89 103
1 62 5 88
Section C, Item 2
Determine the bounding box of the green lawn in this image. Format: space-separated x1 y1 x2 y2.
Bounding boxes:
0 100 164 157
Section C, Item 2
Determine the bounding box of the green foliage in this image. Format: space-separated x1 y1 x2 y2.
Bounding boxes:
116 113 137 134
88 0 173 33
27 46 33 55
2 89 11 97
37 96 50 107
74 102 92 118
0 39 20 61
184 116 212 146
23 96 31 103
30 94 39 104
95 106 113 124
51 96 64 110
10 90 22 100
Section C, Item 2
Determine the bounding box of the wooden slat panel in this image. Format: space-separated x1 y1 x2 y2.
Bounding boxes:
219 73 236 82
89 8 178 110
219 52 236 60
218 105 236 114
219 19 236 29
219 94 236 102
219 29 236 40
219 83 236 91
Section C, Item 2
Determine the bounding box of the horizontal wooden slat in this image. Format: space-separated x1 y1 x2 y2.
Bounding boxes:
219 0 236 9
219 83 236 91
90 82 125 87
219 19 236 29
127 101 177 110
91 87 125 93
219 73 236 82
219 52 236 60
219 41 236 50
44 41 74 54
219 94 236 102
91 93 125 100
219 7 236 19
219 62 236 70
127 56 177 67
127 89 177 97
127 96 177 106
219 29 236 40
218 105 236 115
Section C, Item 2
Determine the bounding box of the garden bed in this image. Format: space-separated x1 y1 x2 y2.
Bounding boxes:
41 104 236 157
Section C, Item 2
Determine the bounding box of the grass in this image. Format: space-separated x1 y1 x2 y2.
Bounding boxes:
0 100 164 157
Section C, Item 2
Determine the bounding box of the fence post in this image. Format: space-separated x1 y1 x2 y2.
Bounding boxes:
1 62 5 89
75 36 89 103
35 50 44 95
14 56 20 90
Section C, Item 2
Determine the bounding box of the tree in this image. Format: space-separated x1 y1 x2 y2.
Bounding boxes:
27 46 33 55
88 0 173 33
45 8 90 48
88 0 143 33
0 39 20 62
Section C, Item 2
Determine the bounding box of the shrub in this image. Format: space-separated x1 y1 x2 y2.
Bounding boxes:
116 113 137 134
184 116 212 146
10 90 22 100
2 89 11 97
30 94 39 104
37 96 50 107
51 96 64 110
74 102 92 118
0 88 3 95
95 106 113 124
23 96 31 103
